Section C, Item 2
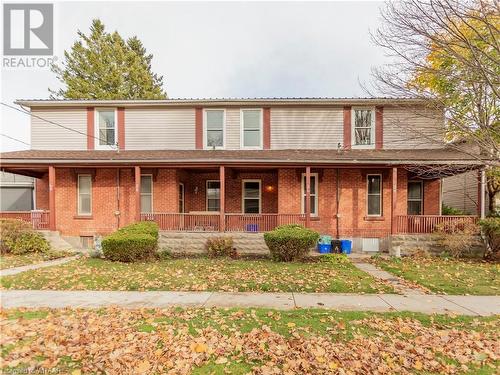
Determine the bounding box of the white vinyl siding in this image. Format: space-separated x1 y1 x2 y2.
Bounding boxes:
225 108 240 149
442 171 484 215
383 106 444 149
31 108 87 150
271 108 343 149
125 108 195 150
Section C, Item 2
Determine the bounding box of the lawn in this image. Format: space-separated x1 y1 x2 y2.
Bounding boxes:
1 307 498 374
0 251 72 270
372 256 500 295
0 257 394 293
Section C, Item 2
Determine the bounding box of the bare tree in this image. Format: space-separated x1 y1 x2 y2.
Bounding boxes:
371 0 499 211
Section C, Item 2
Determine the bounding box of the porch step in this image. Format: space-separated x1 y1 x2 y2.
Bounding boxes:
38 230 77 252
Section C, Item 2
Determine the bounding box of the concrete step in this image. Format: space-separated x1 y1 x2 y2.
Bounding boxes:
38 231 76 251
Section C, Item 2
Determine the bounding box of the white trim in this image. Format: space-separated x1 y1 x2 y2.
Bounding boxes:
140 174 153 213
301 173 319 216
242 179 262 213
179 182 185 213
351 107 375 150
206 179 221 211
94 108 118 150
366 174 382 217
407 180 423 215
203 109 226 150
240 108 263 150
77 174 92 216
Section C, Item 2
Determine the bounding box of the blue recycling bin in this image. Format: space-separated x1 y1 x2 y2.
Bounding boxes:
246 224 258 232
317 243 332 253
340 240 352 254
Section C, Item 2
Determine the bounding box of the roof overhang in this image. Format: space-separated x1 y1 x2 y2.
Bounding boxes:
15 97 431 108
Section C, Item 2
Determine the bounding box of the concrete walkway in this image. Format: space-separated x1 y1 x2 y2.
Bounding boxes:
352 262 427 295
0 255 79 277
1 290 499 316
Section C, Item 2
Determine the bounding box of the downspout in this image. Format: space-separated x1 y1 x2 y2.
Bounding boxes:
336 168 340 239
116 169 120 229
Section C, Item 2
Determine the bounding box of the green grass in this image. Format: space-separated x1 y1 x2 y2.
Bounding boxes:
0 257 394 293
372 256 500 295
0 251 71 270
1 307 498 374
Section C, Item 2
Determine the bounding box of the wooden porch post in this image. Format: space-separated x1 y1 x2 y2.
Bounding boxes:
219 165 225 232
48 166 56 231
135 166 141 222
391 167 398 234
305 166 311 228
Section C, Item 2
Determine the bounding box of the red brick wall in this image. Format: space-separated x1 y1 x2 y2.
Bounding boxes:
35 175 49 210
36 167 441 236
424 178 441 215
181 170 278 213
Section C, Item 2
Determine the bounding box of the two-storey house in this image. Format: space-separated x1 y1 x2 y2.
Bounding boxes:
0 98 483 252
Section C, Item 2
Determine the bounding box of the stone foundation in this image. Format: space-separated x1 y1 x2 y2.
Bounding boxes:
389 234 485 256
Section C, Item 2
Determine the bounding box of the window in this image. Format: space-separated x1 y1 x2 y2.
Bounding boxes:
242 180 261 213
367 174 382 216
206 180 220 211
77 175 92 216
352 108 374 148
408 181 423 215
301 173 318 216
80 236 94 249
204 110 224 149
95 109 117 149
140 175 153 213
241 109 262 148
179 183 185 213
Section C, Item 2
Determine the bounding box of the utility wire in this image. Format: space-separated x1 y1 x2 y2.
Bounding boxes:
1 133 30 146
1 102 118 150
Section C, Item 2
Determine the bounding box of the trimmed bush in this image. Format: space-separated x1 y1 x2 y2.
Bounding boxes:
205 236 235 258
102 222 159 262
0 218 50 254
479 217 500 260
264 225 319 261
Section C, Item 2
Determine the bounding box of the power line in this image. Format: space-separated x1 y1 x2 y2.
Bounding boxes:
1 102 118 150
1 133 30 146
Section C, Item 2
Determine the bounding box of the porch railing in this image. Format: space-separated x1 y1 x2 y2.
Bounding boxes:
396 215 478 234
141 213 220 231
0 210 50 230
141 213 305 232
225 213 305 232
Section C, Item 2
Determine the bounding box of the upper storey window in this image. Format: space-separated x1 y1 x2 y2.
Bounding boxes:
95 109 117 149
352 108 375 149
204 109 225 149
241 109 263 149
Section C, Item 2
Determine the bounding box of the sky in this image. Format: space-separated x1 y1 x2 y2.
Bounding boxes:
0 0 388 152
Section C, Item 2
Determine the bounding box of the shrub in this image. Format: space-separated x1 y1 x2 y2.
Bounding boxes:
102 232 157 262
441 204 466 216
479 217 500 260
319 253 350 265
0 219 50 254
434 220 479 258
264 225 319 261
205 236 234 258
5 231 51 255
118 221 159 240
157 247 172 261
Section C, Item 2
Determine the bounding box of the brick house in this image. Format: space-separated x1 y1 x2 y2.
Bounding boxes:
0 98 484 252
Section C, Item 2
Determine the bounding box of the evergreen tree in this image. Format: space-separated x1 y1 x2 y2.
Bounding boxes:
50 19 166 99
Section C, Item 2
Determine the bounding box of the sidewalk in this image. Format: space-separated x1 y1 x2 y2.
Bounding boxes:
2 290 499 316
0 255 79 277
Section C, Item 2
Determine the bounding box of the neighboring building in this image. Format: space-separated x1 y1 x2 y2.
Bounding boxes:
442 171 490 215
0 171 34 211
0 98 483 252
